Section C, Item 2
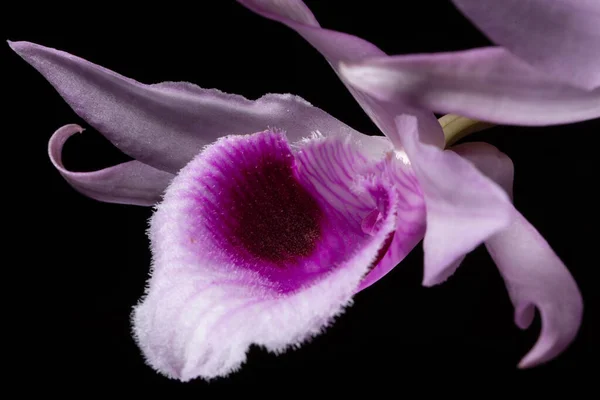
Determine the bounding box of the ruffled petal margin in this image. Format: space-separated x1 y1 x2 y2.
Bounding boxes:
49 124 174 206
131 128 425 381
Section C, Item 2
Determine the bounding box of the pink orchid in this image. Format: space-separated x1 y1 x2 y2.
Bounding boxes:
241 0 594 370
9 0 593 382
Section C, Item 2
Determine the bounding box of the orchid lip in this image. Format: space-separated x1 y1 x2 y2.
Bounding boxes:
184 130 334 293
132 128 427 380
176 129 410 294
7 36 428 380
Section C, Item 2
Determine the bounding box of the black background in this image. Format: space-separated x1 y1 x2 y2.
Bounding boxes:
3 0 597 392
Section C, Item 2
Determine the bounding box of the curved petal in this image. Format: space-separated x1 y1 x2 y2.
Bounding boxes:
9 40 372 174
237 0 445 148
356 155 427 291
340 47 600 127
394 115 514 286
131 128 424 381
452 0 600 90
49 124 174 206
453 142 583 369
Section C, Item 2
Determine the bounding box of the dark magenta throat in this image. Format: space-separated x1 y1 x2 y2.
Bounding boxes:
232 162 322 263
198 132 324 267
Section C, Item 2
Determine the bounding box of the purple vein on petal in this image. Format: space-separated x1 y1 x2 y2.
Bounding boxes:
131 129 426 381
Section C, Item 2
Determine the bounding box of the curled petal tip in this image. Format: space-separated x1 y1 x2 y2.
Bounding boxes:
46 124 173 206
67 123 85 134
514 302 535 330
517 359 534 370
485 213 584 370
530 293 582 368
457 144 583 368
517 333 568 370
518 350 542 369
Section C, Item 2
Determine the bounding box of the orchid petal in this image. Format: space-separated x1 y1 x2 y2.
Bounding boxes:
453 142 583 369
452 0 600 90
356 157 426 291
394 115 514 286
237 0 444 148
132 129 424 381
49 124 174 206
339 47 600 126
9 40 372 174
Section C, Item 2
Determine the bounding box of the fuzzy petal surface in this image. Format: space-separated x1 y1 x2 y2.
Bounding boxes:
356 155 426 291
132 129 425 380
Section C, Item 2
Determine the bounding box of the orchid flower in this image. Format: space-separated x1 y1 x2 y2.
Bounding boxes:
240 0 593 369
8 0 592 382
9 40 427 381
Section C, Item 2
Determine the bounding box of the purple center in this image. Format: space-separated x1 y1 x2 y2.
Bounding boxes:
194 132 324 274
185 130 398 293
231 162 322 264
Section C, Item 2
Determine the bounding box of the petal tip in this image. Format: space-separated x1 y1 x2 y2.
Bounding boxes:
421 273 441 287
421 259 458 287
423 277 444 287
514 303 535 330
517 343 552 369
7 40 50 63
517 356 538 370
7 39 32 54
7 39 20 52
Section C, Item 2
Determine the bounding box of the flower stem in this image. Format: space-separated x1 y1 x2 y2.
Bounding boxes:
438 114 496 148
